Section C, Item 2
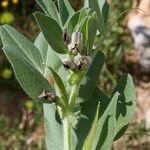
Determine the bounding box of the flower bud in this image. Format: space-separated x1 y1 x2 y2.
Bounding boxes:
74 53 92 70
62 28 69 44
73 53 83 65
38 90 57 103
62 58 75 70
84 56 92 66
68 32 83 55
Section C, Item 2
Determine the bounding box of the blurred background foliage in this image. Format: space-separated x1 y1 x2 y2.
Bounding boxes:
0 0 149 149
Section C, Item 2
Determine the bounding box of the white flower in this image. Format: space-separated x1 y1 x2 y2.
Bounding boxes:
74 53 92 70
62 58 75 70
68 32 83 55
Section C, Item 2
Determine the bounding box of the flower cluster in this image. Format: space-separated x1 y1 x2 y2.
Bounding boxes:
62 31 91 71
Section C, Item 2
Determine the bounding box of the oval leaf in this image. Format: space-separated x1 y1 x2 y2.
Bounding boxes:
75 87 110 149
36 0 61 24
92 92 119 150
0 25 52 101
44 104 63 150
58 0 75 25
89 0 109 35
112 74 136 140
48 66 68 103
35 12 67 54
34 33 62 77
78 50 105 103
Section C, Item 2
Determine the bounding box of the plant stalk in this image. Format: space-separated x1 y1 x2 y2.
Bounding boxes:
63 117 71 150
63 83 79 150
69 84 78 108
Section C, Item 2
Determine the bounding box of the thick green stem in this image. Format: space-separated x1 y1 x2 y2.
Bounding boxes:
69 84 79 108
63 117 71 150
62 83 79 150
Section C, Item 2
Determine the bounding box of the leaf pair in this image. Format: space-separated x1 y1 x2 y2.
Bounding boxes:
76 74 136 150
36 0 75 26
0 25 52 101
85 0 109 36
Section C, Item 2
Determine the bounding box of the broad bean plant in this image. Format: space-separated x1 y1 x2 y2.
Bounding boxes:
0 0 136 150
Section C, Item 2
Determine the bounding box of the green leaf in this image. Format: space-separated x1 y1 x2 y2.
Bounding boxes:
87 17 98 54
58 0 75 25
78 8 91 22
57 66 71 89
74 9 91 32
67 8 93 37
92 92 119 150
69 9 97 54
44 105 78 150
44 104 63 150
0 25 43 73
76 16 90 52
84 1 89 8
78 50 105 102
44 105 77 150
36 0 60 24
89 0 109 35
0 25 52 101
113 74 136 140
35 12 67 54
99 0 109 25
48 66 68 102
67 11 80 36
82 103 100 150
75 87 110 149
34 32 65 150
75 16 89 32
34 33 62 77
78 12 98 54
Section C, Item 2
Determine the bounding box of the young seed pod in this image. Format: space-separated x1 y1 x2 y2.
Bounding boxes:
62 58 75 70
38 90 57 103
68 32 83 55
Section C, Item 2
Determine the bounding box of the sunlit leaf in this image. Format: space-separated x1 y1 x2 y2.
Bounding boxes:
75 87 110 149
36 0 60 24
58 0 75 25
48 66 68 102
78 50 105 103
89 0 109 35
82 103 100 150
112 74 136 140
34 33 62 77
92 92 119 150
35 12 67 54
0 25 52 101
